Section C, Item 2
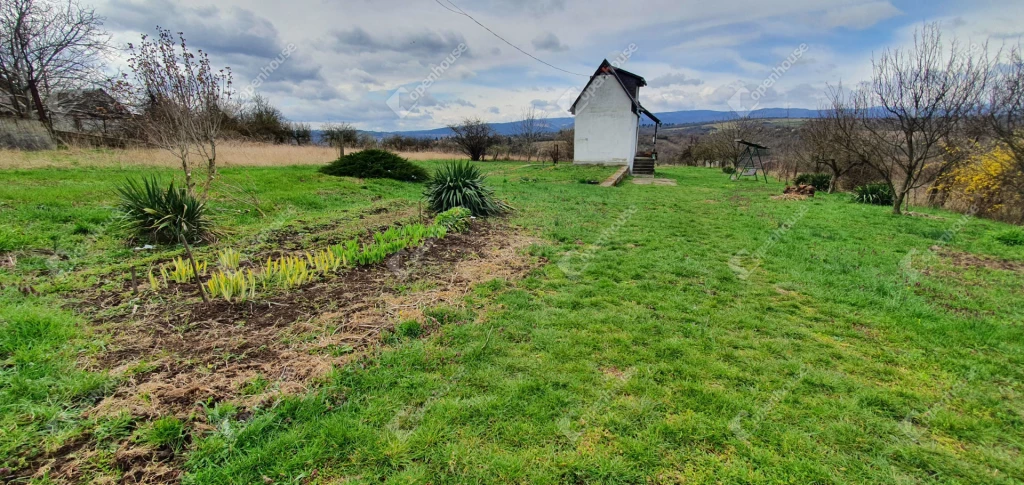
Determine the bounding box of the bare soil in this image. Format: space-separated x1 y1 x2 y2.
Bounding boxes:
25 221 543 484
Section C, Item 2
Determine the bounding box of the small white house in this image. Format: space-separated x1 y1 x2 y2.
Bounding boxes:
570 60 661 174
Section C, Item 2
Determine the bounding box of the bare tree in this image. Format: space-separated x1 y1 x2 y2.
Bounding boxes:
984 44 1024 176
514 107 540 161
0 0 110 123
448 117 496 161
830 24 988 214
116 27 233 197
795 111 868 193
691 116 768 168
321 121 357 157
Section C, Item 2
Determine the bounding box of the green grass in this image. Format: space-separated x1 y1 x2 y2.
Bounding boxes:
2 159 1024 483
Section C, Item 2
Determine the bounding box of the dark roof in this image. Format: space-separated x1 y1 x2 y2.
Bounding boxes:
568 59 660 124
51 89 127 119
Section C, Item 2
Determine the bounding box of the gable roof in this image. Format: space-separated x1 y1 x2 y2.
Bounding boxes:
568 59 660 124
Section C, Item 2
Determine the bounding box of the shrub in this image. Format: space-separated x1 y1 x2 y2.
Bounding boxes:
993 228 1024 246
794 173 833 191
433 207 472 233
424 162 511 217
853 183 895 206
319 149 428 182
722 166 736 174
116 177 215 244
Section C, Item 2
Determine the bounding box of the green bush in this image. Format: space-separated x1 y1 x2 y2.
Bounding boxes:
115 177 215 244
722 166 736 174
319 149 428 182
853 183 894 206
993 228 1024 246
424 162 510 217
433 207 472 233
794 173 833 191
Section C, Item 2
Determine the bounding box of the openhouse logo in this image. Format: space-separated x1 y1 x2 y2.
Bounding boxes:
387 43 468 118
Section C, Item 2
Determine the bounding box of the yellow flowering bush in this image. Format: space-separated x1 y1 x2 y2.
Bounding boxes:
940 144 1024 222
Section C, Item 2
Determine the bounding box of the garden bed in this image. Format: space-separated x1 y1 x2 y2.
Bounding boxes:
24 221 542 483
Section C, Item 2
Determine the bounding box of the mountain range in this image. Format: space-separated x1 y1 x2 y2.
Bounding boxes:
361 107 822 138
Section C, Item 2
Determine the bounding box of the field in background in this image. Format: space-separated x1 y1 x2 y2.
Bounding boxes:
0 142 476 170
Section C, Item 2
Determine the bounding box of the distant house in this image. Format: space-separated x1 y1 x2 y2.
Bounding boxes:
48 89 128 136
569 60 661 174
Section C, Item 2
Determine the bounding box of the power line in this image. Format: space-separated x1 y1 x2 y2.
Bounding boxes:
433 0 589 77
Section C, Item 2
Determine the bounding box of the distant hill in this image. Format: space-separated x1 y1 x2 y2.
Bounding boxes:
340 107 826 140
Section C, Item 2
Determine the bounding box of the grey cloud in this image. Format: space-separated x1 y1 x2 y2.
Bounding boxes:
648 72 703 88
487 106 500 114
329 27 469 58
532 32 568 52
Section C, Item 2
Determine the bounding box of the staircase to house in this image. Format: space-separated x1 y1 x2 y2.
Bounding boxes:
632 156 655 175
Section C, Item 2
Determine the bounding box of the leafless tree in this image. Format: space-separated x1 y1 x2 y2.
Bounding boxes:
691 116 768 168
115 27 233 197
984 44 1024 175
0 0 110 123
829 24 988 214
448 117 496 161
514 107 541 161
794 108 870 193
321 121 357 157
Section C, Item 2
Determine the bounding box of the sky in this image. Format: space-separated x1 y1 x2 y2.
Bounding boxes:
95 0 1024 131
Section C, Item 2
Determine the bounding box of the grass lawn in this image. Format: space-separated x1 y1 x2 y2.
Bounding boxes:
1 158 1023 484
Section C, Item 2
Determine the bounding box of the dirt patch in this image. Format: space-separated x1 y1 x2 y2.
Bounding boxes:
24 222 542 484
90 222 540 417
771 194 809 201
932 245 1024 273
906 212 946 221
630 178 677 186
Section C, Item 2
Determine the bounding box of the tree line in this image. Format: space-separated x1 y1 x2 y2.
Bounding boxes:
674 24 1024 222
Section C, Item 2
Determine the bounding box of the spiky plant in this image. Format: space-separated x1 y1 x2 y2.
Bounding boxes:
424 162 510 217
853 183 895 206
115 177 216 244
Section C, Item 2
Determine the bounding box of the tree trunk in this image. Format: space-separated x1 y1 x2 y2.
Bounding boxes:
28 80 49 126
892 190 906 215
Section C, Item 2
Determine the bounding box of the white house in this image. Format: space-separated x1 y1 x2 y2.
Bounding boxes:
570 60 661 174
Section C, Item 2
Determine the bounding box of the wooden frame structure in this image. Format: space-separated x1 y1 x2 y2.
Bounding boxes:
733 139 769 183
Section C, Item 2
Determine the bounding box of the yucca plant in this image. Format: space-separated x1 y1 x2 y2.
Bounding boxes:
116 177 215 244
853 183 895 206
424 162 511 217
117 176 216 302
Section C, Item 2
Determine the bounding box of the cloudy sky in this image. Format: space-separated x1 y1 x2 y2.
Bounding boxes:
96 0 1024 131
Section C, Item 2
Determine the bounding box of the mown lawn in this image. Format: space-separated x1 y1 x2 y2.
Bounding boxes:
2 160 1023 484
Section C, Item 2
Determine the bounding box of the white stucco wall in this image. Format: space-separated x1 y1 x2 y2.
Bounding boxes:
572 75 639 167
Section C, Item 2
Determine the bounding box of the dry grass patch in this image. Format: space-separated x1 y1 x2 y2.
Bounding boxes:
0 142 475 169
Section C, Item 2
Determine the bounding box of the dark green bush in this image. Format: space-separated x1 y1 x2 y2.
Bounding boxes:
993 228 1024 246
424 162 510 217
853 183 895 206
722 166 736 174
794 173 833 191
319 149 428 182
116 177 215 244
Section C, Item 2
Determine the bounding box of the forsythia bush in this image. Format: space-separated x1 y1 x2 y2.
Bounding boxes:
940 144 1024 222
